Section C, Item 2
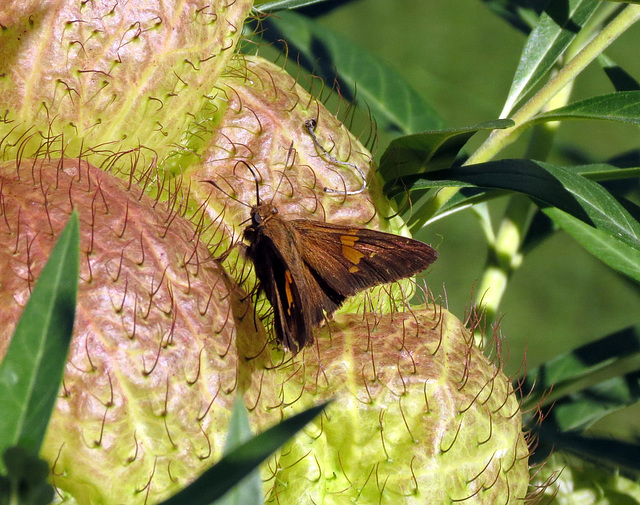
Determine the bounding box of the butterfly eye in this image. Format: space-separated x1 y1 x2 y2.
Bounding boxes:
253 213 262 225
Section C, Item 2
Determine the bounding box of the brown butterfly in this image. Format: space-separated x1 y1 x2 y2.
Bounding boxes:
207 163 437 355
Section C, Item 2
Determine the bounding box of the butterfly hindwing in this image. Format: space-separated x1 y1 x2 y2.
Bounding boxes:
247 217 342 353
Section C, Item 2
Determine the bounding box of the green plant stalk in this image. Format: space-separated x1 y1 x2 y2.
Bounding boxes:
429 4 640 225
572 1 624 61
474 81 573 325
468 4 640 166
475 196 528 326
464 4 640 324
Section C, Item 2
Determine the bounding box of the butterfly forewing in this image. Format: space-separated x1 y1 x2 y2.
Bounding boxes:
291 220 438 297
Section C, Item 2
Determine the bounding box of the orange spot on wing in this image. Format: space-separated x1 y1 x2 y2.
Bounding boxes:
341 234 364 265
284 270 294 315
340 234 358 247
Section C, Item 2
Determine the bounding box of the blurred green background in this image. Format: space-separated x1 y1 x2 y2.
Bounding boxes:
257 0 640 438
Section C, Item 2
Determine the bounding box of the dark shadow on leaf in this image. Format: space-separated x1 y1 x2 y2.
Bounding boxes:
480 0 548 34
545 0 581 33
309 35 356 103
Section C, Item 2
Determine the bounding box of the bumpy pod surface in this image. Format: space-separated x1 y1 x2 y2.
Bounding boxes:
268 305 530 505
0 158 278 504
0 0 252 163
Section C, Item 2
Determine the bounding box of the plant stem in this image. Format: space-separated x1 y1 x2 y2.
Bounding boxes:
465 4 640 329
475 81 574 324
424 6 640 228
467 4 640 166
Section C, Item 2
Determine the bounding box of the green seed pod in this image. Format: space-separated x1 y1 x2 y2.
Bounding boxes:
268 305 531 504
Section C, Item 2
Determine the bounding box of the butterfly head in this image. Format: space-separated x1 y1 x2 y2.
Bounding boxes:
245 203 279 245
250 202 278 226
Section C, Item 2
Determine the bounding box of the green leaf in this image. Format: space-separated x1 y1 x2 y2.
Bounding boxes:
536 90 640 125
389 159 640 251
396 159 640 236
378 119 514 182
575 162 640 181
522 325 640 401
392 159 640 281
548 369 640 431
544 206 640 282
480 0 541 34
0 447 55 505
410 187 507 226
253 0 331 11
159 402 329 505
501 0 600 117
0 212 79 464
538 433 640 479
215 398 262 505
259 10 444 134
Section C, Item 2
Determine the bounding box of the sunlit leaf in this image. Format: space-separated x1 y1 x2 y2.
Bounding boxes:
378 119 513 181
159 402 329 505
389 159 640 281
544 206 640 282
0 212 79 464
215 398 263 505
389 160 640 246
253 0 331 11
501 0 599 117
536 91 640 125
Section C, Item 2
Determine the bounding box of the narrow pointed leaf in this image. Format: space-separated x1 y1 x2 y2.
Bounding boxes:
536 90 640 125
521 325 640 402
215 398 262 505
544 206 640 282
414 158 640 224
598 54 640 92
253 0 331 11
159 402 329 505
575 162 640 181
1 447 55 505
537 429 640 478
546 369 640 431
391 160 640 280
378 119 514 181
390 159 640 249
501 0 599 117
480 0 541 34
0 212 79 461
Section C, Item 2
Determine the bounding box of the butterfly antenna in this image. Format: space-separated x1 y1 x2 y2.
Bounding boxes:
269 142 297 205
304 118 367 195
234 160 262 206
201 178 251 208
